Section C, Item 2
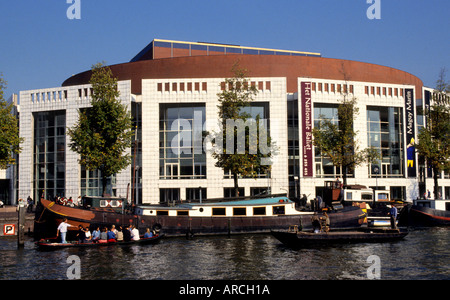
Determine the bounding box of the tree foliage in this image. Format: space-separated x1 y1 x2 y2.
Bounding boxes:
416 68 450 199
212 63 275 196
312 95 379 185
67 63 134 195
0 74 23 169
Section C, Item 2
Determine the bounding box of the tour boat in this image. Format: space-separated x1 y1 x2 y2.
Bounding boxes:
36 234 164 250
35 194 367 238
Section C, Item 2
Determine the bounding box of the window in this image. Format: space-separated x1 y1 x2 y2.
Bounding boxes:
273 206 285 215
233 207 246 216
159 104 206 179
367 106 404 178
212 208 226 216
314 104 351 178
186 188 207 201
224 188 244 198
253 207 266 216
33 111 66 200
160 188 180 204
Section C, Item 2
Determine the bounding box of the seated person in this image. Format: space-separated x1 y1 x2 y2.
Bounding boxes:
107 227 116 243
99 227 108 243
143 228 153 239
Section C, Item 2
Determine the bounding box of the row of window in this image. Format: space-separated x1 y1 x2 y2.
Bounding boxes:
154 205 286 217
365 86 403 97
157 81 208 93
310 82 354 94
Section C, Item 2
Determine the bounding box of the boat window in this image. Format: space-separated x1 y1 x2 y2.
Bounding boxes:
253 207 266 216
212 208 226 216
362 194 373 200
177 210 189 216
233 207 246 216
273 206 285 215
156 210 169 216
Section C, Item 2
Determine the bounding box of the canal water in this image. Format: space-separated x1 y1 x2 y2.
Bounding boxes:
0 227 448 280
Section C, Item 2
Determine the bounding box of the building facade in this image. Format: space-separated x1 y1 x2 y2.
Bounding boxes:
13 39 450 205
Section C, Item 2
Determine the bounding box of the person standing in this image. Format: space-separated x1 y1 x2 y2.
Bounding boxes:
56 218 73 243
389 205 398 229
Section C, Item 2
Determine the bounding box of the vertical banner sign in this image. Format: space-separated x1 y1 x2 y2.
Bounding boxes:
301 82 313 177
405 88 416 178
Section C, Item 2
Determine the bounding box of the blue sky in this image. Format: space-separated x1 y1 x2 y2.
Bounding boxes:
0 0 448 99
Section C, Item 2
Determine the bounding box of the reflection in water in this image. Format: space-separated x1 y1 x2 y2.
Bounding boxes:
0 227 448 280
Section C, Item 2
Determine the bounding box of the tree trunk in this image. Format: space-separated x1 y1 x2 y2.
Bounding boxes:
433 166 440 199
342 165 348 186
233 173 239 197
102 175 108 197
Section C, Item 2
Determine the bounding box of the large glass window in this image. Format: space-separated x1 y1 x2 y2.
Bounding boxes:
159 104 206 179
367 106 404 177
33 111 66 200
313 104 350 178
223 102 271 179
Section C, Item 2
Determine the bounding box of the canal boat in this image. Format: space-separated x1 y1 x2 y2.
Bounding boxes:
35 194 367 238
135 195 366 237
399 199 450 226
271 228 408 248
36 234 164 250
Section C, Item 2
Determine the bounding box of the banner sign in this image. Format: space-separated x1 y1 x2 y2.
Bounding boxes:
405 88 416 178
301 82 313 177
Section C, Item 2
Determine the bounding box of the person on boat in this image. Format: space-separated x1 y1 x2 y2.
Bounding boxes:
311 213 322 233
116 226 124 242
389 205 398 229
85 226 92 242
76 225 87 243
321 212 330 233
131 225 140 241
56 218 74 244
107 227 117 243
144 228 153 239
111 225 118 236
99 227 108 243
123 225 132 242
91 227 101 243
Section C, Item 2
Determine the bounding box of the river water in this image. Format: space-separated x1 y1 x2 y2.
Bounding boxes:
0 227 448 281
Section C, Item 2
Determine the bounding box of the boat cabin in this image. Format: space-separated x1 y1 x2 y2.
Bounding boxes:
136 196 304 218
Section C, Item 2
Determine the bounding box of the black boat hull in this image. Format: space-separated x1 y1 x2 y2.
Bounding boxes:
407 205 450 226
271 228 408 248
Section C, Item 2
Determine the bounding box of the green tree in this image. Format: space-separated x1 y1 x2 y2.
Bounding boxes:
0 74 23 169
68 63 134 196
212 64 275 196
312 95 379 185
416 68 450 199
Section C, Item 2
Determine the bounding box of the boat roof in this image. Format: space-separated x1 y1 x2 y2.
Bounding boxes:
182 196 291 207
137 196 292 209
